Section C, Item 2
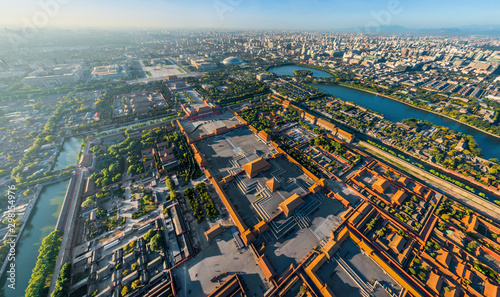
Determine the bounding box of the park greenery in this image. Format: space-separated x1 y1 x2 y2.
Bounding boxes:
195 182 219 220
142 229 163 252
237 103 292 133
89 125 173 185
11 95 81 183
85 205 121 238
280 106 302 124
182 90 196 103
239 107 272 132
150 233 162 251
15 167 74 190
26 231 62 297
69 81 176 134
189 70 270 105
281 144 323 178
131 188 157 220
51 263 71 297
87 123 201 221
0 80 122 103
429 169 486 198
293 70 313 77
312 136 361 166
298 120 323 135
366 217 379 231
184 188 205 223
165 177 178 200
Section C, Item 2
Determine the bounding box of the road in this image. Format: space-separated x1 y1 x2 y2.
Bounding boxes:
48 169 85 295
127 72 202 84
358 141 500 220
66 112 181 138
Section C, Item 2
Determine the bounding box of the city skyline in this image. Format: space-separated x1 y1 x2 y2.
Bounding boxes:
2 3 500 296
1 0 500 32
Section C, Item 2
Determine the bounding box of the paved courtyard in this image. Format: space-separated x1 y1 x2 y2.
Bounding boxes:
174 230 269 297
317 238 403 297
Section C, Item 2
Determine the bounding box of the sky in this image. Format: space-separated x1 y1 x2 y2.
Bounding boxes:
1 0 500 31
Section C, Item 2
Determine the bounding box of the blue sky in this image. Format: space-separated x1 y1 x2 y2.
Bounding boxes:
1 0 499 30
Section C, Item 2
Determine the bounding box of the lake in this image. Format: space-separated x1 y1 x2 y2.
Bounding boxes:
54 137 83 170
269 64 500 158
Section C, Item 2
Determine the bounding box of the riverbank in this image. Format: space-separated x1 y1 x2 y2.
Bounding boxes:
268 63 500 141
0 179 69 296
0 184 42 280
0 134 82 296
48 138 66 172
0 175 75 280
302 102 500 200
334 82 500 141
53 137 84 171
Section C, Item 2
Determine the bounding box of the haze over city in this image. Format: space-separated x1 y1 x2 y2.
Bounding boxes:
1 0 500 30
2 1 500 297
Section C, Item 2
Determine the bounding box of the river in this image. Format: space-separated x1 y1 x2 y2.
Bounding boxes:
312 84 500 159
54 137 83 170
0 137 82 297
268 65 500 159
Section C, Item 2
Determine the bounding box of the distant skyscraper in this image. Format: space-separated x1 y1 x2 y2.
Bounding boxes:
301 44 306 55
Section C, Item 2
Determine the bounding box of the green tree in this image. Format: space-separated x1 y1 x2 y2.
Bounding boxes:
131 279 141 290
300 285 307 294
150 234 162 251
143 229 155 241
121 285 129 296
25 231 62 296
81 197 95 208
51 263 71 297
468 241 478 250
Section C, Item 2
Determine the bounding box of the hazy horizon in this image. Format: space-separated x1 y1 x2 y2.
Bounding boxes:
1 0 500 32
